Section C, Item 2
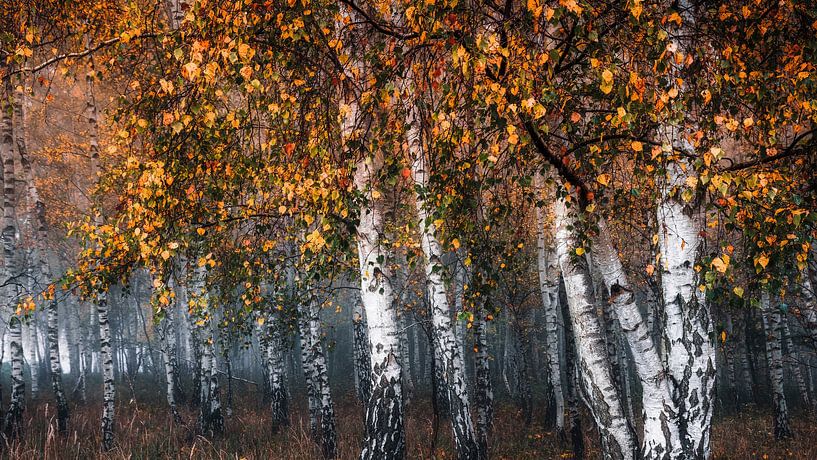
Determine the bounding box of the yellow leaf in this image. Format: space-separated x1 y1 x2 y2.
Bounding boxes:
600 69 614 94
575 247 585 256
371 189 382 199
451 238 461 250
596 173 611 186
733 286 744 298
754 253 769 269
630 141 643 152
711 256 728 273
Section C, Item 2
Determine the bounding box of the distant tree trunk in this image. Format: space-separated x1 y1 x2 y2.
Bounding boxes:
473 307 493 454
352 300 371 405
782 317 810 408
47 295 69 433
14 78 44 404
297 301 321 440
740 310 756 404
407 101 481 460
191 263 223 435
84 49 116 450
511 311 533 427
308 298 337 459
97 294 115 450
159 291 181 422
265 311 289 432
554 195 637 460
761 291 793 439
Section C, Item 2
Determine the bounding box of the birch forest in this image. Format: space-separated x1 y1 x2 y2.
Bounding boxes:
1 0 816 458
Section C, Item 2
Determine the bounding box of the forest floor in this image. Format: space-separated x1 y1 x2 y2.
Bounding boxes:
3 382 816 459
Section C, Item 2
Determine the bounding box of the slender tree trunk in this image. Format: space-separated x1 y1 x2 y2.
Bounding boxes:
782 317 810 407
761 291 793 439
309 298 338 459
592 219 683 457
96 293 115 450
473 307 493 454
159 293 181 422
191 264 223 436
265 311 289 432
554 195 637 460
534 179 565 433
560 277 584 458
2 77 25 438
297 301 321 441
407 98 480 460
48 296 69 433
352 300 372 405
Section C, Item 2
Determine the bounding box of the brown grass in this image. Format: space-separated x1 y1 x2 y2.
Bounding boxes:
2 387 815 459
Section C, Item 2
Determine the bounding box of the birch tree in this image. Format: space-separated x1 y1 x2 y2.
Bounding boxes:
1 74 25 439
553 193 637 460
761 291 793 439
406 79 480 459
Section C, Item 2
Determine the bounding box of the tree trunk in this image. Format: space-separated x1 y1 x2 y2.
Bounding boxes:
761 291 793 439
159 292 181 422
592 218 683 457
407 99 480 460
534 179 565 433
265 311 289 432
341 15 406 453
554 195 637 460
297 300 321 441
352 299 372 405
473 307 493 454
560 276 584 458
2 77 25 438
783 316 811 408
657 2 717 456
308 298 337 459
48 296 70 433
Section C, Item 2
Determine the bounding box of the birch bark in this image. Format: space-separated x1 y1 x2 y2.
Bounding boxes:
406 87 480 460
554 196 637 460
761 291 793 439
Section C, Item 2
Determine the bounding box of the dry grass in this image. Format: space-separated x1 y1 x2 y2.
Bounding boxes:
2 385 815 459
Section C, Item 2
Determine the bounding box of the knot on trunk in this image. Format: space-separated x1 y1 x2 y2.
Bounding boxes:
608 282 633 304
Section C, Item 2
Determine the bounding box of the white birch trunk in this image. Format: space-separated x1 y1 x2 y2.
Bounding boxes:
473 306 493 454
657 2 716 456
2 78 25 437
782 318 810 407
534 174 565 433
308 298 337 459
352 299 371 404
592 219 682 458
191 263 223 435
339 12 405 452
407 90 480 459
159 291 180 421
554 196 637 460
265 311 289 432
